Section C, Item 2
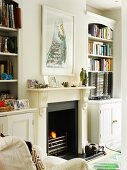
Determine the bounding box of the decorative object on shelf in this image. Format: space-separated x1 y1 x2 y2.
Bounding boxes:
0 99 15 112
0 106 13 112
7 36 17 53
13 99 29 110
4 38 8 53
80 68 88 86
62 82 69 87
27 79 38 88
48 76 57 88
0 100 5 107
1 73 13 80
41 5 74 75
0 90 15 100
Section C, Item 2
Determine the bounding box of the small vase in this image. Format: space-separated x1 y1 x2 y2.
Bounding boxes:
80 68 87 86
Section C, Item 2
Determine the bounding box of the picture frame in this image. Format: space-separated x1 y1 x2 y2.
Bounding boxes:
27 79 38 88
13 99 29 110
41 5 74 76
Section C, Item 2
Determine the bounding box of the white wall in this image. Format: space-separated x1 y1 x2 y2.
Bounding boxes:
18 0 87 98
86 4 103 15
121 0 127 169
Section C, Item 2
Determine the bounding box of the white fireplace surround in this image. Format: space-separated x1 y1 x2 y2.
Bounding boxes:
27 86 94 154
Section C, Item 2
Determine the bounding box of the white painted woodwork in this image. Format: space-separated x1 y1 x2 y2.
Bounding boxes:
27 86 94 154
88 98 121 145
0 108 37 143
7 113 34 142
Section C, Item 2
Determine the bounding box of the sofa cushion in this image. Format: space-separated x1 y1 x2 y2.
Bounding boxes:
43 156 67 170
0 136 36 170
32 148 46 170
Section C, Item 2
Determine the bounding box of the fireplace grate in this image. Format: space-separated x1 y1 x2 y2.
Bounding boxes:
48 133 67 156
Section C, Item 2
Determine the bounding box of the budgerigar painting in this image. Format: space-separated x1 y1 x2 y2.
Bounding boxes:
46 19 67 68
42 6 74 75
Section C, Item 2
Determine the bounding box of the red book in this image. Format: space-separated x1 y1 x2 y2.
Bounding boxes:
14 7 21 28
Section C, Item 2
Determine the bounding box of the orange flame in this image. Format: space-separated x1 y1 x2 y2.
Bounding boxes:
50 131 57 139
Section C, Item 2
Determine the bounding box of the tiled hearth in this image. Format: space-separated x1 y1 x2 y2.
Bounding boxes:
27 87 94 155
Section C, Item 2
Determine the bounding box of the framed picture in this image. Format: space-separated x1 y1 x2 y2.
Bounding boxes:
27 79 38 88
13 99 29 110
41 5 74 76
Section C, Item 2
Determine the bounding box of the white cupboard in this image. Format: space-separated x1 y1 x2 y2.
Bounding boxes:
88 98 121 145
0 109 36 143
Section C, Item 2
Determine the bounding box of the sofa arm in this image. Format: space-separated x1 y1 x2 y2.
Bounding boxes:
52 158 88 170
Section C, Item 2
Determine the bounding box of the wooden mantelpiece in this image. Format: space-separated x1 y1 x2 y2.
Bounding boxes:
27 86 95 154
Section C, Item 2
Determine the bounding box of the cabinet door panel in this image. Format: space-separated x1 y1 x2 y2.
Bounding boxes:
7 113 34 143
100 104 112 144
112 102 121 140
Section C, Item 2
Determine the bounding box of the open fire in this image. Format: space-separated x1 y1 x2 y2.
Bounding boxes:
50 131 57 139
48 131 67 156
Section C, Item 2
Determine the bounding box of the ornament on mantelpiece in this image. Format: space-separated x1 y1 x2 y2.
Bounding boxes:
80 68 88 86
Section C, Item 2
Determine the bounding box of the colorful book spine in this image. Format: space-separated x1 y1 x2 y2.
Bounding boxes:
0 0 2 25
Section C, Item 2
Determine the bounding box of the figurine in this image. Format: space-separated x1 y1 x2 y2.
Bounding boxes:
80 68 88 86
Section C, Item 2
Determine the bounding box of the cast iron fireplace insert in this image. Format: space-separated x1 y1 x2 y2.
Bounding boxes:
47 101 78 159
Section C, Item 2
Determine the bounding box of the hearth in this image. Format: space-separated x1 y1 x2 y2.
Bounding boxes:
47 101 78 158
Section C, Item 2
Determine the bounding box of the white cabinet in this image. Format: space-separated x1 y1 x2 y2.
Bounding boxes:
88 98 121 145
7 113 34 142
0 109 36 143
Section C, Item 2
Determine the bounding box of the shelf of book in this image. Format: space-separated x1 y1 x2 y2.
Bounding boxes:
88 35 113 43
0 0 21 100
0 26 17 32
88 70 113 73
0 52 18 56
88 54 113 59
0 79 18 82
87 12 114 99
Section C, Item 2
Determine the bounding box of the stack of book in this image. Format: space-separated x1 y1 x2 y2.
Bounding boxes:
88 24 113 40
88 72 113 99
88 41 112 56
0 0 21 28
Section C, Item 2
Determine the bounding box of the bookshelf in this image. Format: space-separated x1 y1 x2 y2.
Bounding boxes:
87 12 115 100
0 0 21 100
87 12 121 145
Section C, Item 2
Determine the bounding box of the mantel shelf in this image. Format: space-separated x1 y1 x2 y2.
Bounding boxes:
27 86 95 92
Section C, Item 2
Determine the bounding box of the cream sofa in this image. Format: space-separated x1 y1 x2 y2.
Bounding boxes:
0 136 88 170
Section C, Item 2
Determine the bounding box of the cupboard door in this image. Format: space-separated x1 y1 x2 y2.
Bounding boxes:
100 104 112 144
112 102 121 140
7 113 34 143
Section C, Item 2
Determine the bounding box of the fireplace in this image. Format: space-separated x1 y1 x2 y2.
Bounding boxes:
47 101 78 158
27 87 94 155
